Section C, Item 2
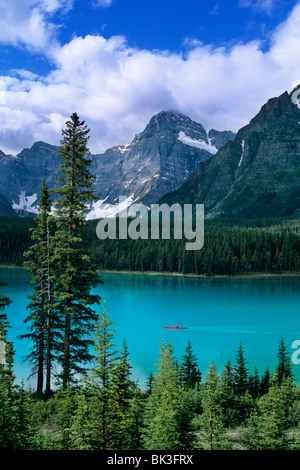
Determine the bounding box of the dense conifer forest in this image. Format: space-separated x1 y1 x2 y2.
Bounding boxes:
1 216 300 276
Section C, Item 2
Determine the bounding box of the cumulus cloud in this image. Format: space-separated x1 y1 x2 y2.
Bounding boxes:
0 3 300 155
0 0 72 50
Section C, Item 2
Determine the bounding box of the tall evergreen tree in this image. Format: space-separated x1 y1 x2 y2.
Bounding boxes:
233 343 249 395
275 336 293 385
84 303 119 450
51 113 101 387
195 362 232 450
179 341 201 388
143 340 195 450
22 179 58 396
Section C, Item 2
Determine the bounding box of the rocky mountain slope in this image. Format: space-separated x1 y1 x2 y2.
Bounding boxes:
160 87 300 219
0 111 234 217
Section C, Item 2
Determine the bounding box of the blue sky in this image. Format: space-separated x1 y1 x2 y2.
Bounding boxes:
0 0 300 154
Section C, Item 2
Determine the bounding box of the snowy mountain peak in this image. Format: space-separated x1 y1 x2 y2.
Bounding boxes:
0 110 236 217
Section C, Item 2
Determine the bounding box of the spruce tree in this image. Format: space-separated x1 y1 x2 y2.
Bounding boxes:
70 390 92 450
260 367 271 395
111 338 134 448
22 179 57 396
143 340 195 450
13 383 44 450
121 382 145 450
84 303 119 450
51 113 101 387
243 371 292 450
53 383 76 450
275 336 293 385
179 340 201 388
195 362 232 450
233 343 248 395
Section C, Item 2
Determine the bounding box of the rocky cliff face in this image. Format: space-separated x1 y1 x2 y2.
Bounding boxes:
0 111 235 217
161 88 300 219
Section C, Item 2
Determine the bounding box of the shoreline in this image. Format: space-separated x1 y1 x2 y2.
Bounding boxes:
1 264 300 280
98 269 300 280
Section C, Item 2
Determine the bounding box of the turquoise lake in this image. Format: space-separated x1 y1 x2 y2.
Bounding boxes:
1 267 300 388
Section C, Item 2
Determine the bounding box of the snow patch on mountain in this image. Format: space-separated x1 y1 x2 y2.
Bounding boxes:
238 140 245 167
177 131 218 154
12 191 38 214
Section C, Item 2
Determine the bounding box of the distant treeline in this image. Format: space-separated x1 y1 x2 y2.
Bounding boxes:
1 216 300 275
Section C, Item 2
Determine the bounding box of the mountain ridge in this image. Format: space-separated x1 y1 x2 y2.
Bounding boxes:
160 88 300 219
0 111 235 217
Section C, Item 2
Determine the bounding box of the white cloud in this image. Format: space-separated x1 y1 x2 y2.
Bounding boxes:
0 0 72 50
1 3 300 155
238 0 278 14
93 0 114 7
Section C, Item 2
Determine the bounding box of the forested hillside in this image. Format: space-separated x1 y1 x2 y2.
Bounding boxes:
1 216 300 276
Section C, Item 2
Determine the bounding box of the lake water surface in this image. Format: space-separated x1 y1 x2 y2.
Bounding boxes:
1 267 300 388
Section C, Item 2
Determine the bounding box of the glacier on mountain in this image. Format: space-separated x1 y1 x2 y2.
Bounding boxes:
177 131 218 154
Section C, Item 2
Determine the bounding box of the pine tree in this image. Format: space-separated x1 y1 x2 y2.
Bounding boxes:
22 179 58 396
179 340 201 388
51 113 102 387
143 340 195 450
84 303 119 450
248 367 260 398
12 383 44 450
260 367 271 395
146 372 154 396
195 362 232 450
121 382 145 450
275 336 293 385
53 382 77 450
233 343 248 395
70 390 92 450
243 371 292 450
111 338 134 448
215 364 237 428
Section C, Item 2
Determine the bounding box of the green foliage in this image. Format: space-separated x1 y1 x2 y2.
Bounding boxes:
274 336 294 385
3 217 300 276
194 362 232 450
179 340 202 389
143 340 196 450
22 179 58 396
243 373 295 450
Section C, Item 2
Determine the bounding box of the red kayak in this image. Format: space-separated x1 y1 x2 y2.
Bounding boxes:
164 323 188 330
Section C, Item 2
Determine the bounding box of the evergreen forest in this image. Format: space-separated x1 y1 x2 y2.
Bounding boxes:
1 216 300 276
